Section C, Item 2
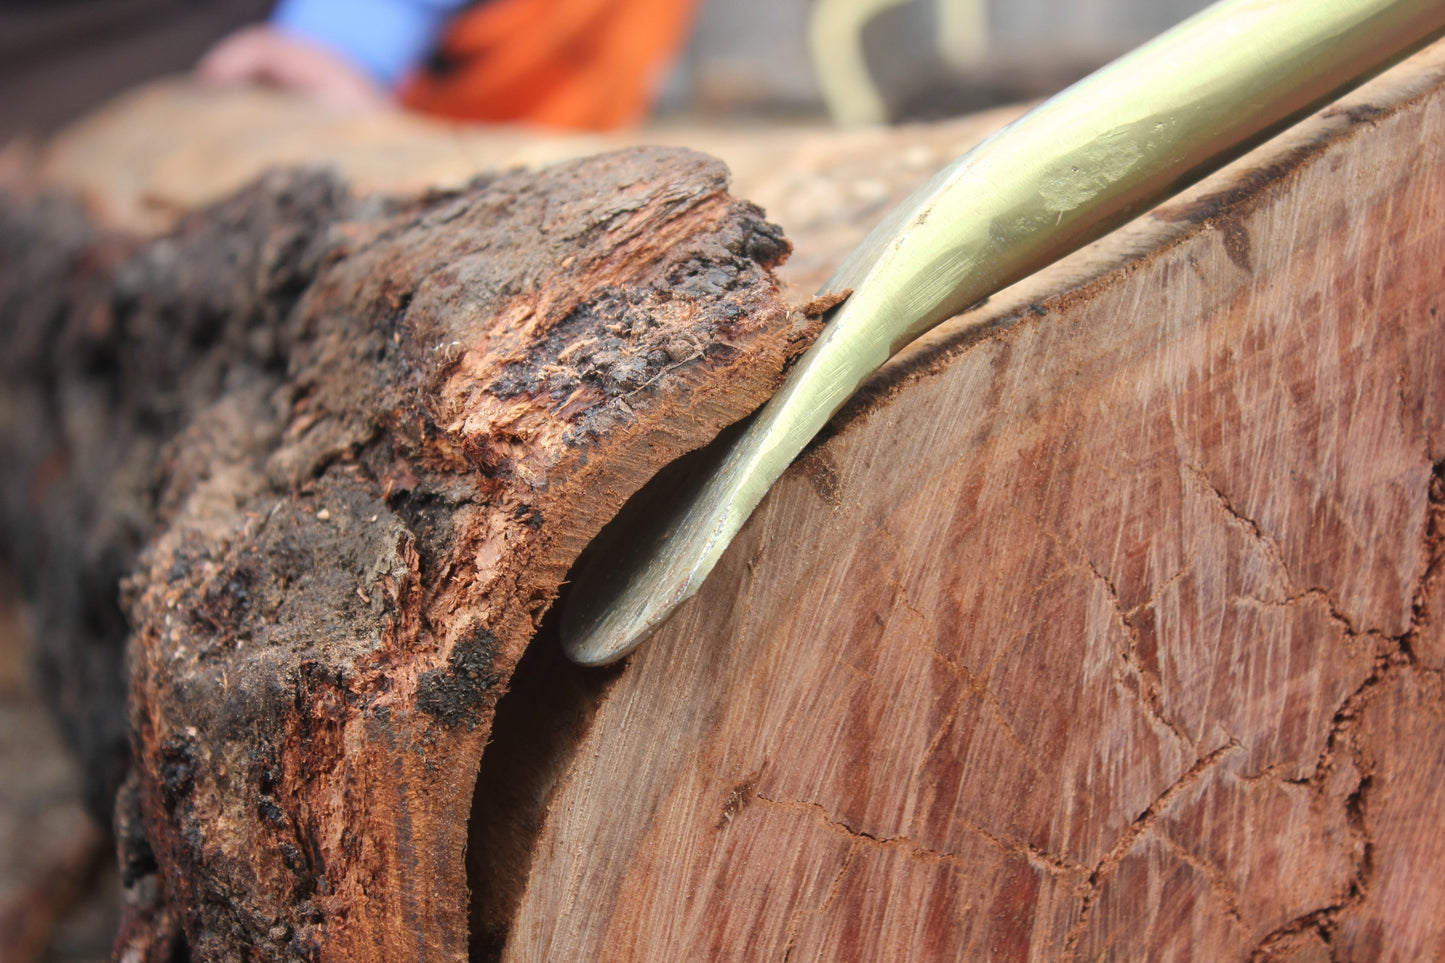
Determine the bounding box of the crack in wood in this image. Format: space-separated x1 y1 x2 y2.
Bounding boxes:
1400 458 1445 660
1082 554 1195 751
779 847 856 963
1238 587 1372 642
1156 831 1246 926
1242 761 1375 961
751 791 1083 881
1254 469 1445 961
1184 463 1293 580
753 791 972 868
1247 905 1344 962
922 647 1045 781
1122 563 1195 624
1062 739 1242 960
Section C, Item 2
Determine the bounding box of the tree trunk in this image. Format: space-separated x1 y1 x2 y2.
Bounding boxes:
3 37 1444 963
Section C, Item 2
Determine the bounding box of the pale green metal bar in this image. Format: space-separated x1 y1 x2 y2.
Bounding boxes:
562 0 1445 666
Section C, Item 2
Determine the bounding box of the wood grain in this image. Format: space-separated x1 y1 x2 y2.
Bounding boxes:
506 38 1445 962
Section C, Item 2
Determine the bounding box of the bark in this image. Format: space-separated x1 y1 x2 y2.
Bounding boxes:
0 148 807 961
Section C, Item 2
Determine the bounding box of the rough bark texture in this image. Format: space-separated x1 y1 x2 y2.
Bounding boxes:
0 147 807 960
502 43 1445 962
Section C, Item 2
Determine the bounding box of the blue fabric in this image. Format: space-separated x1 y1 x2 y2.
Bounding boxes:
271 0 470 87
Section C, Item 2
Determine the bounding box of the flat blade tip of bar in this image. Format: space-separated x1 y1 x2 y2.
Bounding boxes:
561 587 678 666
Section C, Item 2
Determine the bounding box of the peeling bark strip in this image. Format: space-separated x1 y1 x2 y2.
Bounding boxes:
1 147 808 961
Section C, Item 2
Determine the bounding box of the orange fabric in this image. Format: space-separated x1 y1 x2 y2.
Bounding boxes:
400 0 699 130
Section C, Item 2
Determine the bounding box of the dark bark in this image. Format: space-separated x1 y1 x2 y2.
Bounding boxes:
0 148 810 961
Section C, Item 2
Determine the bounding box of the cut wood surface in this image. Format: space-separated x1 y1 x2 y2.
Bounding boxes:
1 36 1443 963
505 41 1445 962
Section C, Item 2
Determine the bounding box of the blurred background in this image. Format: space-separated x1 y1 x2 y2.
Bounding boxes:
1 0 1213 139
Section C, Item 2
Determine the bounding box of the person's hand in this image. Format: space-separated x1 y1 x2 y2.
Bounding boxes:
196 25 388 111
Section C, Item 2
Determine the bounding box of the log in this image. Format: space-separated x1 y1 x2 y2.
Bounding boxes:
3 36 1444 962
